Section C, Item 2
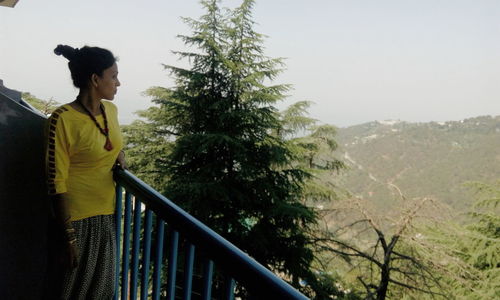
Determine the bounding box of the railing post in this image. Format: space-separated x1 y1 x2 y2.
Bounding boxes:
166 230 180 300
201 259 214 300
224 277 235 300
130 198 143 299
152 218 165 300
140 209 153 300
183 243 196 300
121 192 133 300
114 184 123 300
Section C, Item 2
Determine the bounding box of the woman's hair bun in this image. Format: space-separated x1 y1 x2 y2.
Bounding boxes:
55 44 116 88
54 44 79 61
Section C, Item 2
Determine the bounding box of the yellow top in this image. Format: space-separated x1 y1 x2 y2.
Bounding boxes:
46 101 123 221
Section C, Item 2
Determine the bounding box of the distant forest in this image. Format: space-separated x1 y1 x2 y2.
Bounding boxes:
336 115 500 213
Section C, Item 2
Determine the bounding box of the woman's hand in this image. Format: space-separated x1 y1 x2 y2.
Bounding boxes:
56 225 79 270
115 150 128 170
63 241 79 270
52 194 79 270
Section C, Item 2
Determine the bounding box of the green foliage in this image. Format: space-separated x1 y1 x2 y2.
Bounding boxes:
22 92 59 115
163 0 318 289
401 181 500 300
304 271 362 300
121 86 176 189
459 181 500 298
279 101 346 204
121 122 171 190
121 0 344 298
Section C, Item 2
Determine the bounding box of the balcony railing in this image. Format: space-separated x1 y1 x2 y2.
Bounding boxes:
113 168 309 300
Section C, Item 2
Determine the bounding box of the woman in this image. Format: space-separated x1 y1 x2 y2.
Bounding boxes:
46 44 126 299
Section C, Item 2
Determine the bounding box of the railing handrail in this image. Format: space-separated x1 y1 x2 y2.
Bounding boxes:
114 168 309 300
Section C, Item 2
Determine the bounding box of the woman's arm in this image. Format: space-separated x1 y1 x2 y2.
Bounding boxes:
52 193 79 269
52 193 72 227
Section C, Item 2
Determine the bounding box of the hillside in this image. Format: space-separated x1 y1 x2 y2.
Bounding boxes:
334 115 500 212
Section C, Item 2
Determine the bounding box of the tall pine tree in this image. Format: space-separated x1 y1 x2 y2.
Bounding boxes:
137 0 321 295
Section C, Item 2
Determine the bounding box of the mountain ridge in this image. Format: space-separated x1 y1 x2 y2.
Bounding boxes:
334 115 500 212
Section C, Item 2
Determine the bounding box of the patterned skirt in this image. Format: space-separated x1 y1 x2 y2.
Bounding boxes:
59 214 116 300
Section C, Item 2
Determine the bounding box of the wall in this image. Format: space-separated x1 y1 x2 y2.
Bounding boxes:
0 91 48 299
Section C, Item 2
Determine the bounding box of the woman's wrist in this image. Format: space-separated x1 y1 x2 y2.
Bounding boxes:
61 217 76 243
64 227 77 243
61 218 73 229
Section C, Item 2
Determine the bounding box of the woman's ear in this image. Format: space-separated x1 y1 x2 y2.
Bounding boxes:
91 74 99 88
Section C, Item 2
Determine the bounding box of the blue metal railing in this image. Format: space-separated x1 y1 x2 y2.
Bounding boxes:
113 168 309 300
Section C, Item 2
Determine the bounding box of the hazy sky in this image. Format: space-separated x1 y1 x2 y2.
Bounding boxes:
1 0 499 127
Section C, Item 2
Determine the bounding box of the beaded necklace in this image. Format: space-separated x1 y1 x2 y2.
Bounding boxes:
78 100 113 151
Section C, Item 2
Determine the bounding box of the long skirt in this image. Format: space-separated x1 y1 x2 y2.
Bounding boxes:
59 214 116 300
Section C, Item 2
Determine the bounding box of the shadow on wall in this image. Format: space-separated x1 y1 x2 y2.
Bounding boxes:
0 81 49 299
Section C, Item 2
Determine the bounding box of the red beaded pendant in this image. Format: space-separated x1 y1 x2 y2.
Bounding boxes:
104 137 113 151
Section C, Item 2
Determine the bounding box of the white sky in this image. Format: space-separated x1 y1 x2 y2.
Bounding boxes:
1 0 499 127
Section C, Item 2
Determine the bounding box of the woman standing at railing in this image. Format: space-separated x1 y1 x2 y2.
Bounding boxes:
45 44 126 300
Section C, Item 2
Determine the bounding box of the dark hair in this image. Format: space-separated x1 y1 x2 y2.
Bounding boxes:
54 44 116 89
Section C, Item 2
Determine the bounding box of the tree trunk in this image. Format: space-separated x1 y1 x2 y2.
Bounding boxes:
376 267 390 300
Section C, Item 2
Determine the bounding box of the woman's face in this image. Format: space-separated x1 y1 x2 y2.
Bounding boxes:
95 63 120 100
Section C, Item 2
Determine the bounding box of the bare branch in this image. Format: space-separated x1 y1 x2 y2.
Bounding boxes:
316 238 383 268
154 129 180 136
394 197 432 237
331 218 371 235
357 277 376 299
